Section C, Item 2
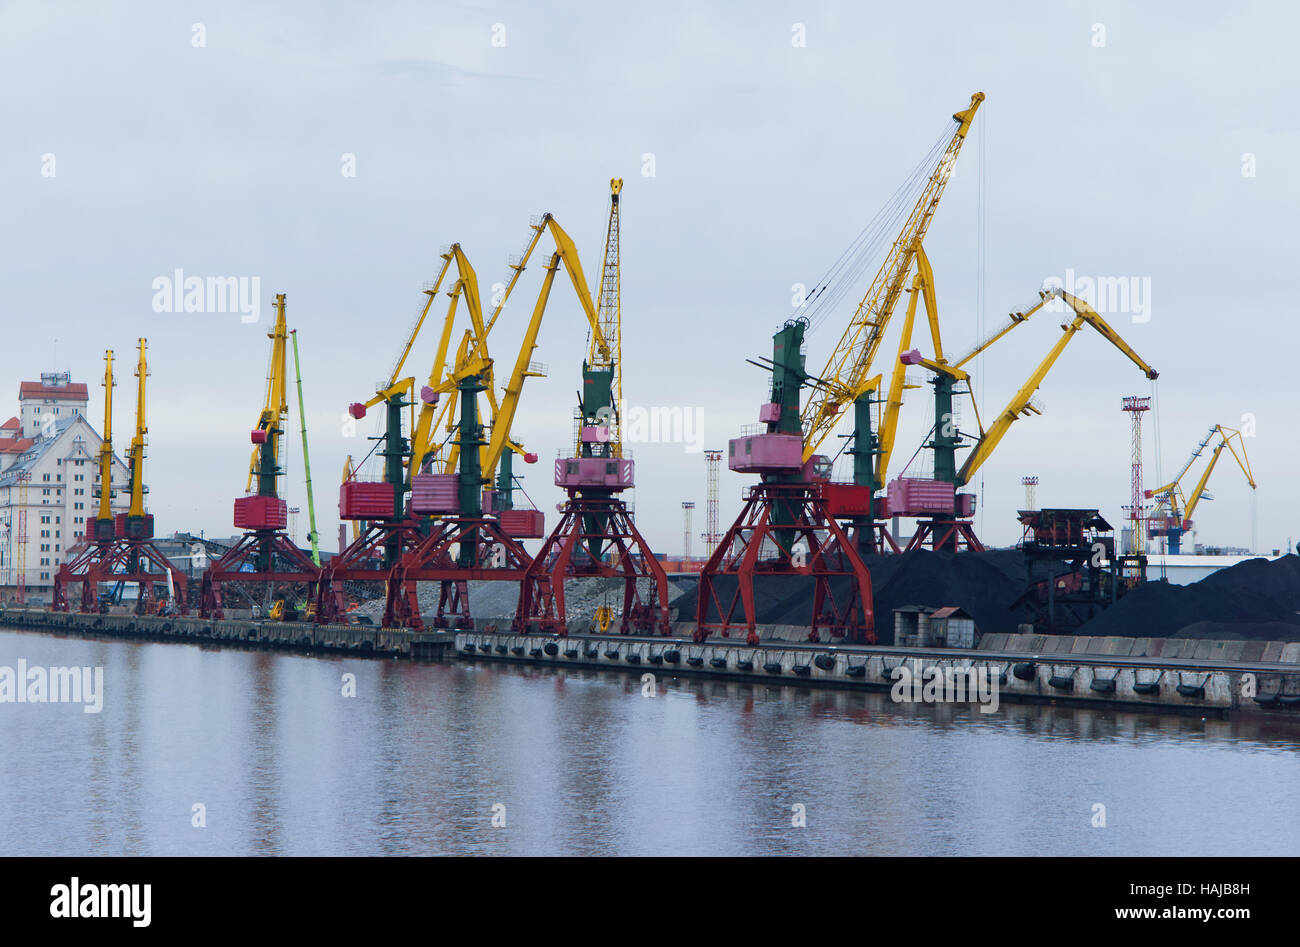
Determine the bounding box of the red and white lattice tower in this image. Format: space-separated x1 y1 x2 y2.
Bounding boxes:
1021 475 1039 512
682 501 695 560
703 450 721 550
1122 396 1151 555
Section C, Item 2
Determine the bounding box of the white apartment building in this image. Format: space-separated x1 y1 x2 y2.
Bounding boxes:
0 374 129 602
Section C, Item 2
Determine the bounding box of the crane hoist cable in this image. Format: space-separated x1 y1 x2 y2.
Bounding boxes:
801 93 984 463
801 122 954 334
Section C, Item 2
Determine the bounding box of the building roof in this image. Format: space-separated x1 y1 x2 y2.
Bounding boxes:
19 380 89 401
0 416 19 431
930 606 972 620
0 416 108 486
0 437 35 454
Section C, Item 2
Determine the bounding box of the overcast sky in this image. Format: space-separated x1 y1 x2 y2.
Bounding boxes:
3 1 1296 556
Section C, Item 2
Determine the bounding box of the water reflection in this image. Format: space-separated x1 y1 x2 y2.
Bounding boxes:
1 629 1298 856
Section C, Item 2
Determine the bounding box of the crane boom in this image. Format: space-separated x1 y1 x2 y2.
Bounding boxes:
802 92 984 461
96 350 115 524
290 328 320 565
128 338 148 517
955 291 1158 485
247 294 290 495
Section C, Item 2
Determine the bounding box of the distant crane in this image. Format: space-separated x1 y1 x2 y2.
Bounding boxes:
1146 425 1256 554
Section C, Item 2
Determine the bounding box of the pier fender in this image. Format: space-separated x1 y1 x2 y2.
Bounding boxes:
511 645 525 656
529 647 544 657
1176 674 1210 700
584 644 599 658
625 652 641 665
845 663 867 678
792 663 811 676
813 654 837 672
563 647 580 659
735 658 754 672
543 641 559 657
1088 675 1117 695
663 649 682 664
763 661 783 675
1047 669 1075 692
648 650 664 665
495 644 509 654
1012 661 1037 681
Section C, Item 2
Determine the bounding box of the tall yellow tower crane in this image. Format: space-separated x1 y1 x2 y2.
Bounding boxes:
1146 425 1255 553
125 338 149 526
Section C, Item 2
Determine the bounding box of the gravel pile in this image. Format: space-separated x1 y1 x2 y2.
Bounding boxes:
356 573 697 622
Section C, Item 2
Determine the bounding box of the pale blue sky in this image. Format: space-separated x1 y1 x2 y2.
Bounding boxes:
2 1 1294 554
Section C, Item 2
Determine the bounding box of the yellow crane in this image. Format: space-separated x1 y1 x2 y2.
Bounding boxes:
94 349 116 536
245 295 289 496
126 339 149 520
896 289 1157 487
1146 425 1255 553
801 93 983 463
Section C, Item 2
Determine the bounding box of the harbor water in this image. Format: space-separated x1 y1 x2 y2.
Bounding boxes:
1 628 1298 856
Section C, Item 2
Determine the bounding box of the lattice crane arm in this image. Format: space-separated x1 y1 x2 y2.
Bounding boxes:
801 92 984 462
1182 425 1255 526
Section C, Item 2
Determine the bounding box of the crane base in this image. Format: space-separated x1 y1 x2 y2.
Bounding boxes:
53 538 189 615
384 517 533 632
199 530 321 619
514 495 670 637
695 481 874 645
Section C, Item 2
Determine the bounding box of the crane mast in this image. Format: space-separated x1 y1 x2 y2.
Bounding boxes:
588 178 623 455
801 92 983 462
95 350 115 530
127 338 148 518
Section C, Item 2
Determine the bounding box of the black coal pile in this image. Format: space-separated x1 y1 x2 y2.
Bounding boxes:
1075 554 1300 640
672 548 1034 643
